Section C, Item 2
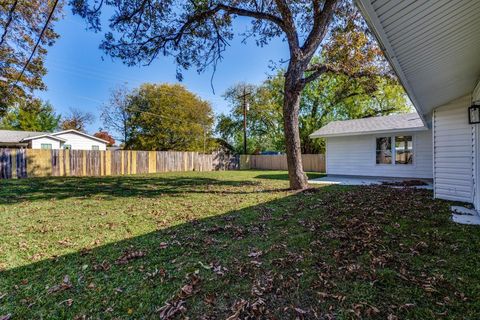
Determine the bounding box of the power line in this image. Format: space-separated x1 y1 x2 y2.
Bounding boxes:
14 0 60 86
126 104 211 128
0 0 18 48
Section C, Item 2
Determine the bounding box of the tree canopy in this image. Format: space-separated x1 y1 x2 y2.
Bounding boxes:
0 0 62 115
0 99 61 132
126 83 216 152
60 108 95 132
94 130 115 146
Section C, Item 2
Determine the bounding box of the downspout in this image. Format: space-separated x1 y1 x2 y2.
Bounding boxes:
471 80 480 209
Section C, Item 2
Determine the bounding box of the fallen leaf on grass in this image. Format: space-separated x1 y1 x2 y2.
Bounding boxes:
158 300 186 319
159 242 168 249
250 260 262 267
294 307 308 315
226 298 268 319
58 238 74 247
248 250 263 258
204 293 216 305
93 260 111 272
158 272 201 319
115 250 147 265
59 299 74 307
48 275 72 294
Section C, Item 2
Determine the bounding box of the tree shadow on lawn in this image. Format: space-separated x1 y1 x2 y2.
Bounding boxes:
1 186 479 319
0 174 283 204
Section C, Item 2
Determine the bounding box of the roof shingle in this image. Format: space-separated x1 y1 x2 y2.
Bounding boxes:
310 113 426 138
0 130 47 143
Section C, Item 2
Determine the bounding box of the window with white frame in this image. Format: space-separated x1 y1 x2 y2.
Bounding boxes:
41 143 52 149
395 136 413 164
376 135 413 165
92 145 99 150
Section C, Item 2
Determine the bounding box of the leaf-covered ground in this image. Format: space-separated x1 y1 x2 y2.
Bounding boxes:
0 170 479 319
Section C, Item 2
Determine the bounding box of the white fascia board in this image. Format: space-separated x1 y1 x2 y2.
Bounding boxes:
310 126 429 139
353 0 427 126
21 134 67 142
52 129 110 144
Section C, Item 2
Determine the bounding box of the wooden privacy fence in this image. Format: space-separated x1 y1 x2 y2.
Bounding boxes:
240 154 325 172
0 149 238 179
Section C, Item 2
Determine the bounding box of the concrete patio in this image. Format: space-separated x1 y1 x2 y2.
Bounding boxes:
309 175 433 190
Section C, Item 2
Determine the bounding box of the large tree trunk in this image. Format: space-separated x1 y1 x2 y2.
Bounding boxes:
283 65 308 190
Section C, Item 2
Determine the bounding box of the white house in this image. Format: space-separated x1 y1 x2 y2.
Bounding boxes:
311 0 480 208
0 129 109 150
310 113 433 179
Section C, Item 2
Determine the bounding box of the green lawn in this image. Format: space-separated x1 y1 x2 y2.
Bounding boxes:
0 170 479 319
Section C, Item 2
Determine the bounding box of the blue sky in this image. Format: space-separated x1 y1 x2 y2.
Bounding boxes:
37 10 290 134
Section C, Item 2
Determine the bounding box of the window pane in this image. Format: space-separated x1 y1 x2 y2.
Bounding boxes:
376 137 391 151
41 144 52 149
395 136 413 164
376 137 392 164
92 146 99 150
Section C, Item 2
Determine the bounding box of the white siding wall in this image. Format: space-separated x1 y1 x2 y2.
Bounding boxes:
55 132 107 150
31 137 62 149
326 130 433 179
433 95 474 203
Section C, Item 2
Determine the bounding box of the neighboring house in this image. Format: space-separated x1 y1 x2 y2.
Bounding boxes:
0 129 108 150
312 0 480 208
310 113 433 179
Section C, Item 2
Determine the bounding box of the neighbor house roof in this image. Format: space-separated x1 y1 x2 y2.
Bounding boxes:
0 129 109 145
21 134 67 142
310 113 427 138
49 129 109 144
0 130 47 144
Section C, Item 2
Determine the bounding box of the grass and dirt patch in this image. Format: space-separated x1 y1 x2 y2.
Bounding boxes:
0 170 479 319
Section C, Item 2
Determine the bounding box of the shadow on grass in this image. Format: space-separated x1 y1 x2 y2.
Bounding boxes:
255 172 326 181
0 190 319 318
0 174 278 204
1 184 478 319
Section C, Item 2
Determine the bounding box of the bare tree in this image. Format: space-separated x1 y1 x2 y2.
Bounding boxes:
72 0 380 189
101 84 132 146
60 107 94 132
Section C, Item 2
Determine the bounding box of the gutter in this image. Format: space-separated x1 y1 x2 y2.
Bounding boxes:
310 126 429 139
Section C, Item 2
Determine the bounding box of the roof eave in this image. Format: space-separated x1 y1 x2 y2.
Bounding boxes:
310 126 429 139
51 129 110 144
354 0 428 126
0 142 29 146
21 135 67 142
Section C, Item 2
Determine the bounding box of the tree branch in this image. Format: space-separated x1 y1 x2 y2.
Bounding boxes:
272 0 299 51
302 0 337 57
172 4 288 48
302 63 385 85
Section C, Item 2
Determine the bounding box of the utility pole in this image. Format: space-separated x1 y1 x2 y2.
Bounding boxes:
239 85 250 155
